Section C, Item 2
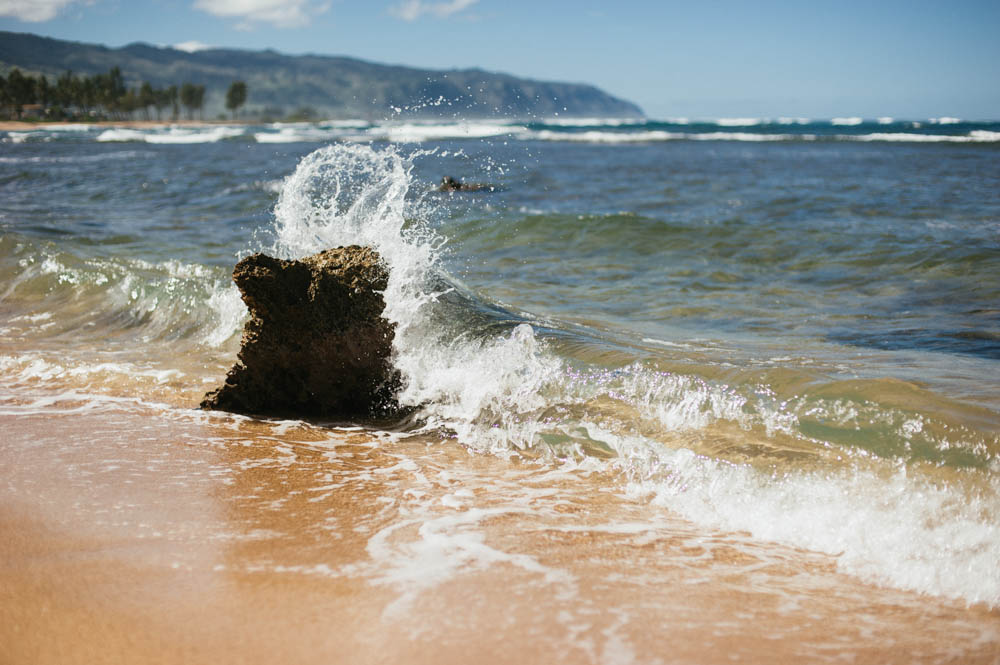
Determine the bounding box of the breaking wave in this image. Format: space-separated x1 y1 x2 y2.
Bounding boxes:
261 143 1000 606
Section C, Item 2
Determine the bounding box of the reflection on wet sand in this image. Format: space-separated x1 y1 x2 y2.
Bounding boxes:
1 404 998 664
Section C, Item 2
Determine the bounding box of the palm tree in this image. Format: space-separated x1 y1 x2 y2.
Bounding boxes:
139 82 155 120
225 80 247 120
5 68 33 119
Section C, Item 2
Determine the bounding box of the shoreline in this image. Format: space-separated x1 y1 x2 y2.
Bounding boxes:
0 119 250 131
2 405 998 664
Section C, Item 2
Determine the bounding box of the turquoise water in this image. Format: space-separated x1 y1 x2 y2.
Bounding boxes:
1 118 998 606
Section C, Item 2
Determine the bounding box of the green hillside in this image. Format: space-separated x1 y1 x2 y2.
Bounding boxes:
0 31 644 120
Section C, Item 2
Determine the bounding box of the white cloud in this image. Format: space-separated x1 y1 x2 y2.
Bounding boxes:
0 0 92 22
193 0 329 29
173 40 213 53
389 0 478 22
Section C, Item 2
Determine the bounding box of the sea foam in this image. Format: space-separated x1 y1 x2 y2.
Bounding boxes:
367 121 525 142
97 126 247 143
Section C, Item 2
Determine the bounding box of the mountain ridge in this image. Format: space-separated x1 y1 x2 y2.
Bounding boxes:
0 31 644 120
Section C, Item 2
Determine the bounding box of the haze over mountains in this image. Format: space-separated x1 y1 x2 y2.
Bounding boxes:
0 31 644 120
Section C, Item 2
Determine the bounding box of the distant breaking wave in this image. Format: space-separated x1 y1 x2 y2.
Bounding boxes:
3 117 999 145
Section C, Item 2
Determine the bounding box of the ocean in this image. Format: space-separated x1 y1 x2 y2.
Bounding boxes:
2 117 999 662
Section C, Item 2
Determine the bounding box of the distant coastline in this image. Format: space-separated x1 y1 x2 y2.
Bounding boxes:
0 30 644 121
0 119 232 131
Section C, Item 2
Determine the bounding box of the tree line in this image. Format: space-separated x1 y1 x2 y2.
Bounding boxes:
0 66 248 122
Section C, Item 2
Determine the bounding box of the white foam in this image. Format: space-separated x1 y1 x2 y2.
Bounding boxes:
525 130 811 143
254 127 354 143
363 506 574 617
617 436 1000 606
690 132 803 142
930 117 962 124
96 128 149 142
0 354 184 387
850 132 1000 143
366 120 526 143
144 126 246 144
367 121 525 142
538 117 645 127
203 283 246 347
40 123 96 132
527 129 683 143
641 337 693 349
969 130 1000 142
400 324 562 454
97 126 247 143
831 117 864 125
711 117 765 127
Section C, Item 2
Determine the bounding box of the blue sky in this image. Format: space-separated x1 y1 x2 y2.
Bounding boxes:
1 0 998 119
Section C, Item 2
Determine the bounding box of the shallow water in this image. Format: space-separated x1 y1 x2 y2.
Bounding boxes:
3 406 999 664
1 120 999 626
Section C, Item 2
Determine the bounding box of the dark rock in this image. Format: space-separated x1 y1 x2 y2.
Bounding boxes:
201 245 403 422
438 175 495 192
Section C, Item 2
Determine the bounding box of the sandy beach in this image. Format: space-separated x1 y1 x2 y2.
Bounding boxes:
2 403 998 665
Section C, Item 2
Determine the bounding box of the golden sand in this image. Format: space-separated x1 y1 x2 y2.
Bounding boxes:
1 406 998 664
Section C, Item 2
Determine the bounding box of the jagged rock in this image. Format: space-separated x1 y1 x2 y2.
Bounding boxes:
201 245 402 422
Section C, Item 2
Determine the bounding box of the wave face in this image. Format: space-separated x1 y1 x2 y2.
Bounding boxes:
5 117 1000 145
1 130 999 607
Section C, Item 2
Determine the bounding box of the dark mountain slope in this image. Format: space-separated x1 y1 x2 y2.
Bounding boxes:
0 31 644 119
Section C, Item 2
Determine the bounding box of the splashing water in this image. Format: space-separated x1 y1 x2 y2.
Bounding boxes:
255 142 1000 607
266 143 561 453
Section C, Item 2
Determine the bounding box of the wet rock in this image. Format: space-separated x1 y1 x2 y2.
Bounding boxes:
201 245 403 422
438 175 495 192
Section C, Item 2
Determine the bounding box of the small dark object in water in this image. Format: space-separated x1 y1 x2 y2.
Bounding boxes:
200 245 403 423
438 176 494 192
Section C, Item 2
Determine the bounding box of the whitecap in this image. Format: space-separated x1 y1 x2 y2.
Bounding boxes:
526 129 683 143
690 132 804 142
96 128 149 142
367 121 526 142
711 117 766 127
254 126 355 143
97 126 247 143
144 126 247 144
850 132 998 143
536 117 645 127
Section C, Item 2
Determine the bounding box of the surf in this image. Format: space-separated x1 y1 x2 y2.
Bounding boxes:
257 143 1000 606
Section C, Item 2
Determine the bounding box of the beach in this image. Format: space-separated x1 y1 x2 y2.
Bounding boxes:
0 120 230 131
3 407 998 664
2 119 999 662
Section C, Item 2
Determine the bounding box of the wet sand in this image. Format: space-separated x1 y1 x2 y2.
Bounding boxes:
2 404 998 664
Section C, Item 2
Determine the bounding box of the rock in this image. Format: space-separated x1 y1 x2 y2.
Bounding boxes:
201 245 403 422
438 175 494 192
